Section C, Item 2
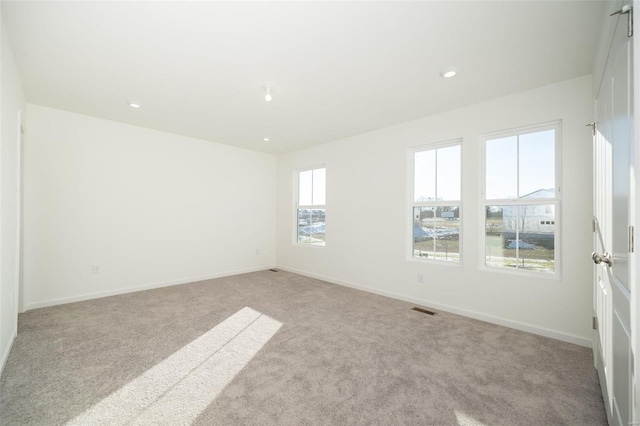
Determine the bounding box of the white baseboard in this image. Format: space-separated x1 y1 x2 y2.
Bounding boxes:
1 334 16 379
24 265 275 311
276 265 591 348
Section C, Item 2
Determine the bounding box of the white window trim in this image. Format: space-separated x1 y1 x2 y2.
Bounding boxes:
293 165 327 247
408 138 463 266
479 120 563 279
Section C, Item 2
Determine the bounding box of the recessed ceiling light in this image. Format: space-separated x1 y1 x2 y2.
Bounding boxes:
439 67 458 78
263 137 270 142
128 102 141 108
262 86 273 102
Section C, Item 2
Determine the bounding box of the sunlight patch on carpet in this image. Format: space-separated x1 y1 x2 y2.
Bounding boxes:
66 307 282 425
455 411 488 426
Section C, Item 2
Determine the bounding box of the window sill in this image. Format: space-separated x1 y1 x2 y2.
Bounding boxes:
294 243 326 248
478 264 561 281
406 256 462 268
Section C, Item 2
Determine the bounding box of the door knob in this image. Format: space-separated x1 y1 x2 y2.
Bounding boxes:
592 251 613 266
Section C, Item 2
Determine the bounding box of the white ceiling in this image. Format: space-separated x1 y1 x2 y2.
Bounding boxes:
2 1 606 154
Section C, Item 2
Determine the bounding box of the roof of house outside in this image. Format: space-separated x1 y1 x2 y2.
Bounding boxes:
520 188 555 199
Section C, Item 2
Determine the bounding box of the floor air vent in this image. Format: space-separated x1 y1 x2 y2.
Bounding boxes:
412 307 436 316
269 268 279 272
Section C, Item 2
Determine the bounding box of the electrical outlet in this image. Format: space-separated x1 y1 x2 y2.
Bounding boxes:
417 273 424 283
255 249 260 255
92 264 100 274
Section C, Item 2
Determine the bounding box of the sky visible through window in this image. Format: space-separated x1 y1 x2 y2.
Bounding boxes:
414 145 460 201
486 129 555 199
299 168 326 206
413 130 553 203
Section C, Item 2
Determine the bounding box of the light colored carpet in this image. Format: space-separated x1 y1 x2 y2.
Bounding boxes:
0 270 606 425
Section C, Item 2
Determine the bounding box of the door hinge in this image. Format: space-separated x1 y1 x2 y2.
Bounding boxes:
629 225 635 252
610 5 633 37
592 316 598 330
586 122 597 136
592 218 597 233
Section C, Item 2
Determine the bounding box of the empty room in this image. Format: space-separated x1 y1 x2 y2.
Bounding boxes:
0 1 638 425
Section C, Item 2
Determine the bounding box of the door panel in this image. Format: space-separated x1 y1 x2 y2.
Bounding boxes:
612 24 632 291
594 42 614 417
594 4 634 425
612 306 630 426
596 274 610 406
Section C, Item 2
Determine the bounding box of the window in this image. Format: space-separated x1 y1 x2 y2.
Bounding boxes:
296 167 326 246
482 122 560 275
411 141 461 262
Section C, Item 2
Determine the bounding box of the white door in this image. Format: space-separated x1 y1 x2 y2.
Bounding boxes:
593 4 634 426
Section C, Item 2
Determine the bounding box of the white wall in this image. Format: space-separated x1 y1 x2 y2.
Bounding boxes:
23 105 276 309
1 13 25 373
276 75 594 346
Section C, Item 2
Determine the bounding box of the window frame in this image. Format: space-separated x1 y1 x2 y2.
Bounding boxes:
479 121 562 279
293 165 327 247
408 138 463 265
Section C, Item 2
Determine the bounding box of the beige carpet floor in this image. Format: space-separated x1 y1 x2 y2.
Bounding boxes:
0 270 606 425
